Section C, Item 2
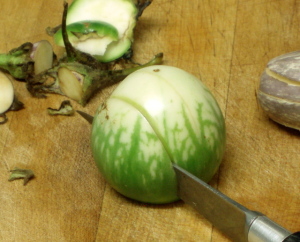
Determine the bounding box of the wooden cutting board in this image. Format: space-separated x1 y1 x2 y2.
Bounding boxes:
0 0 299 241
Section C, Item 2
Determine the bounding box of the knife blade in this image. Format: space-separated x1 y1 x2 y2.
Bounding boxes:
77 110 94 124
173 163 300 242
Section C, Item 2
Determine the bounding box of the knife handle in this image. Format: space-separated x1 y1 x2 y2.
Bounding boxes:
282 232 300 242
248 216 297 242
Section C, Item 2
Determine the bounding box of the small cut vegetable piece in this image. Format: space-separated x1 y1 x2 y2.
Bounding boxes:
58 66 84 102
0 71 14 114
54 20 119 57
31 40 54 75
91 65 226 204
63 0 139 62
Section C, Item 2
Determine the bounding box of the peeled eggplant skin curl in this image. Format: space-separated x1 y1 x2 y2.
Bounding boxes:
53 20 119 58
258 50 300 130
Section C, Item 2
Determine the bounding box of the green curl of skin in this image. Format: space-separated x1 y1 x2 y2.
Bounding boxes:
54 20 119 59
54 21 118 43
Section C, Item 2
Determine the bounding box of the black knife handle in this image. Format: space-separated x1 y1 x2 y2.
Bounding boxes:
283 232 300 242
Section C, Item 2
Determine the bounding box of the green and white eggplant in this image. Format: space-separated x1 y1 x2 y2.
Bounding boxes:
54 0 147 62
91 66 226 204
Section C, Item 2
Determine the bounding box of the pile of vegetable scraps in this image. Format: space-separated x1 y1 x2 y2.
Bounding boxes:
2 0 226 204
0 0 162 124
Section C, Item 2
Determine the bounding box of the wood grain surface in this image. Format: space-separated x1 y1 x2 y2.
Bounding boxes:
0 0 299 241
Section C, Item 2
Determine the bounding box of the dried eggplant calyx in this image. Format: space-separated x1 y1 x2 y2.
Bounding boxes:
47 100 75 116
258 50 300 130
8 168 35 185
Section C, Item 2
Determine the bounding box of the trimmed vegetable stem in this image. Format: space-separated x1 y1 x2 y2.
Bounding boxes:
0 42 33 79
27 52 163 106
0 40 54 79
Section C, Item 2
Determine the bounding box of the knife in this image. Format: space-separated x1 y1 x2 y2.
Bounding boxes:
173 163 300 242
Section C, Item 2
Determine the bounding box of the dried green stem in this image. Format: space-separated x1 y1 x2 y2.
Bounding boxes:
62 1 73 60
